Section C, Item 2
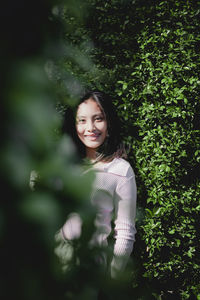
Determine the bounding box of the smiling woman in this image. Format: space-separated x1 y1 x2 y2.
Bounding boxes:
62 91 127 162
76 98 108 160
56 91 137 280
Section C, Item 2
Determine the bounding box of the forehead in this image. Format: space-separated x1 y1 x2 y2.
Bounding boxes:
76 98 103 116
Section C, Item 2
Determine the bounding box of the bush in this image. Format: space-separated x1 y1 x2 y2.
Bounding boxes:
116 1 200 298
0 1 97 299
60 0 200 298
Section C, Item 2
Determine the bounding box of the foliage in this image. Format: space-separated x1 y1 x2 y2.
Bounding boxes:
1 1 98 299
2 0 200 299
115 2 200 298
59 0 200 298
1 1 140 299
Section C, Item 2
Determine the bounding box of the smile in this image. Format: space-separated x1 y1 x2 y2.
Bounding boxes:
85 134 101 140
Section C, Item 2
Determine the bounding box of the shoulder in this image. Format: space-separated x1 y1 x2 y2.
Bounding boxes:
104 158 135 178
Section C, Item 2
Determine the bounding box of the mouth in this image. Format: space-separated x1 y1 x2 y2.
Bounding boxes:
85 134 101 140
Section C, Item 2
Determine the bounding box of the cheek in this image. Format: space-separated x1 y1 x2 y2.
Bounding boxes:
97 123 108 142
97 121 107 132
76 125 83 136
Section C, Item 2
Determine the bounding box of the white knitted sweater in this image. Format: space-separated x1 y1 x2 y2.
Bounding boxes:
61 158 137 278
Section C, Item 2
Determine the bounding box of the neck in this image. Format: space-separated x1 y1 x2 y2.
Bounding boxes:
86 148 97 161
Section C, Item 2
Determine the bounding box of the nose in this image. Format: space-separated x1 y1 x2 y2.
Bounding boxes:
86 120 95 132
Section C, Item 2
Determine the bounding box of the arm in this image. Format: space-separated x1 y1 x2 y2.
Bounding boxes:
61 213 82 240
111 174 137 278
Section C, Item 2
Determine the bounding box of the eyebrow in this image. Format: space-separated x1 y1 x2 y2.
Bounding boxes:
77 113 104 118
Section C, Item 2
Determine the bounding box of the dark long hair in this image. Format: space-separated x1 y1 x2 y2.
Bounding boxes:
62 90 127 163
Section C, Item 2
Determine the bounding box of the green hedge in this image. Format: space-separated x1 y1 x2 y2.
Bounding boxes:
59 0 200 298
115 2 200 298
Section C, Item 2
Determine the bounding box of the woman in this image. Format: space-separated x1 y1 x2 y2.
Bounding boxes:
56 91 137 279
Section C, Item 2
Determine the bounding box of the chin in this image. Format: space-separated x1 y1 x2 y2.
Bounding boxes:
86 143 100 149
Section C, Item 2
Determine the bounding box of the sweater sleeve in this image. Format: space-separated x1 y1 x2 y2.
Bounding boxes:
111 173 137 278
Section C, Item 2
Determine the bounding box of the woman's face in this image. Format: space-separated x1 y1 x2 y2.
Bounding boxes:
76 98 108 153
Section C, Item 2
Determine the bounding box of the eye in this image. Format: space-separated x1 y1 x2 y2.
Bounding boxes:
77 118 86 124
95 116 103 121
